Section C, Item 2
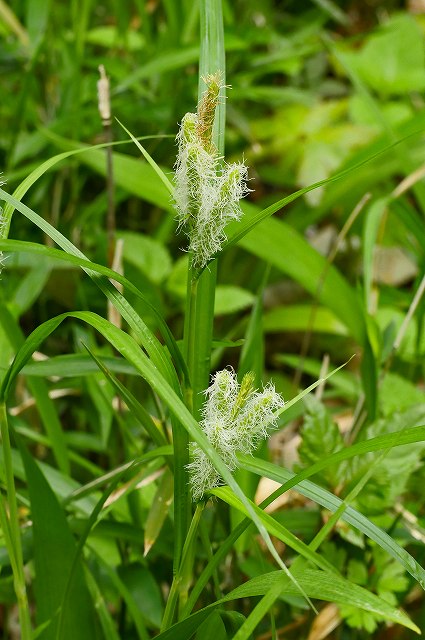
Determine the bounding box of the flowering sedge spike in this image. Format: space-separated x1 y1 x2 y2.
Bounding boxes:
187 369 284 501
173 73 250 268
174 113 217 230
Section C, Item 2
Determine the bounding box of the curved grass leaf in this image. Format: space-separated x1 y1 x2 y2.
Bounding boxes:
18 437 97 640
115 118 174 194
156 566 419 640
2 133 170 228
0 311 308 601
210 486 338 574
0 238 188 384
240 447 425 590
0 188 180 390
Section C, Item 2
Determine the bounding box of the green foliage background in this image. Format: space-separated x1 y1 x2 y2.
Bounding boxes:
2 0 425 638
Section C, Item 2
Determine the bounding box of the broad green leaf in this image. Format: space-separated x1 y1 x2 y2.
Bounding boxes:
340 15 425 95
10 262 51 316
118 231 172 283
380 373 425 416
85 25 145 50
195 611 227 640
264 304 347 335
118 563 163 630
214 286 255 315
18 439 97 640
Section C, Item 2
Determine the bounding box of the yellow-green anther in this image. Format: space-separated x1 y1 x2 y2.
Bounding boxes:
196 72 222 152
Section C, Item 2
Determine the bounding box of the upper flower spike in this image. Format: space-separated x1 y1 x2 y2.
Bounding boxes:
173 73 250 268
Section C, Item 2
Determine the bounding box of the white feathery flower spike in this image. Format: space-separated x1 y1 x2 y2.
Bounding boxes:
187 369 284 501
173 73 250 268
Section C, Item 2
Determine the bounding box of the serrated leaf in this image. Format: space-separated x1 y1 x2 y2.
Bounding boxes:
298 395 344 486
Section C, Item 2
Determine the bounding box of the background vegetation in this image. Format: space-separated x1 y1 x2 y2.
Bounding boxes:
2 0 425 638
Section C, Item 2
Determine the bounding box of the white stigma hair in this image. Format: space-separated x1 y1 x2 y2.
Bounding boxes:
187 369 284 501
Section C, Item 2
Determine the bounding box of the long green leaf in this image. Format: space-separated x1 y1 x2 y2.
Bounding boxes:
0 311 309 596
211 486 338 574
240 448 425 590
18 436 97 640
0 188 179 390
156 566 419 640
0 238 188 383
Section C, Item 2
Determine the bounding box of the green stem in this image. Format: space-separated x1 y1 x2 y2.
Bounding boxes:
183 258 217 420
0 403 32 639
174 0 225 580
161 503 205 630
170 0 226 615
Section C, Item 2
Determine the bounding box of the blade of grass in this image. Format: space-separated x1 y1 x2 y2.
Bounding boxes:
0 238 188 384
157 565 419 639
210 486 337 574
0 187 180 391
17 433 97 640
240 450 425 590
0 311 317 614
115 118 174 194
182 423 425 618
0 404 32 639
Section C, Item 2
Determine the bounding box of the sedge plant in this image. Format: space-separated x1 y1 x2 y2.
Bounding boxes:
1 1 425 639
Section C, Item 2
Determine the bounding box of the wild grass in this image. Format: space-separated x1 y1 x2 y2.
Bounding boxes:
1 1 425 638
